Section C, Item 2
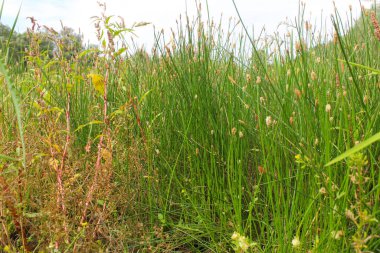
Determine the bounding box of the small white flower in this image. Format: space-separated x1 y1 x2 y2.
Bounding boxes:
231 231 239 240
265 116 272 127
231 232 255 252
331 230 344 240
292 236 301 248
325 104 331 113
238 236 250 252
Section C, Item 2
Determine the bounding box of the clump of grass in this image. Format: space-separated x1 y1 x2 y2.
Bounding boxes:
0 1 379 252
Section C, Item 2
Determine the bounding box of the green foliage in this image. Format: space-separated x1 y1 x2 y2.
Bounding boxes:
0 22 84 65
325 132 380 167
0 1 379 252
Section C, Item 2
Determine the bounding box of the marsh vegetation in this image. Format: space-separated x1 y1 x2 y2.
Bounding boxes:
0 1 379 252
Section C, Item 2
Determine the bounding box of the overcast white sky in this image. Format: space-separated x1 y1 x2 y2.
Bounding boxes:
1 0 376 49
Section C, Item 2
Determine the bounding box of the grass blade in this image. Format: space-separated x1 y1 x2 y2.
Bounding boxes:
0 61 26 169
338 59 380 75
0 153 20 162
325 132 380 167
5 2 21 64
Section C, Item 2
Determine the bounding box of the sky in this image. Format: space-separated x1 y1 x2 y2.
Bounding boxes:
1 0 376 50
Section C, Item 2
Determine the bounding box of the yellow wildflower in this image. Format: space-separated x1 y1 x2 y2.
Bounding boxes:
66 83 73 93
3 245 11 253
87 73 105 96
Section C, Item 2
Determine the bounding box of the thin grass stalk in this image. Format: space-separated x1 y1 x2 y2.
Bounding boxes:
57 91 70 240
0 59 29 252
91 65 112 238
331 16 368 117
231 0 282 107
81 65 110 231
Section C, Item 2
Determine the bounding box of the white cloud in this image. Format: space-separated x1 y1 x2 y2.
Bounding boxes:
0 0 376 49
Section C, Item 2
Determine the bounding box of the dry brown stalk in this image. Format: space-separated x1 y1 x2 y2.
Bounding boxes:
56 92 70 239
81 65 110 227
370 12 380 42
80 133 105 225
132 97 147 144
0 174 30 251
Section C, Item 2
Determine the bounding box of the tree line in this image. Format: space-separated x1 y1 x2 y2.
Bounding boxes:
0 22 86 65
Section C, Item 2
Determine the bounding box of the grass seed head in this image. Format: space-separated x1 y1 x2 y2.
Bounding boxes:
370 11 380 42
325 104 331 113
231 127 237 136
311 71 317 81
256 76 262 84
265 116 272 127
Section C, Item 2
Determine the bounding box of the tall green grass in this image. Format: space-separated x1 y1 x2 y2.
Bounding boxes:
0 2 379 252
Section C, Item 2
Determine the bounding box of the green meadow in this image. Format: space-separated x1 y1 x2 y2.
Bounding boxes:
0 1 379 252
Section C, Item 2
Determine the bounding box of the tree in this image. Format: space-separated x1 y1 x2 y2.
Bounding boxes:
0 22 86 66
54 26 84 59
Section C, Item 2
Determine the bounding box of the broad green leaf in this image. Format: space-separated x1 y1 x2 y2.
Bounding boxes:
0 154 20 162
338 59 380 75
74 120 103 132
139 89 154 104
43 60 59 70
158 213 166 224
97 199 105 206
105 15 114 25
110 109 123 119
114 48 127 58
113 28 134 37
325 132 380 167
78 48 98 59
